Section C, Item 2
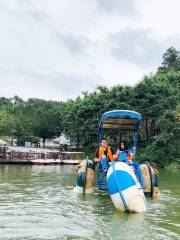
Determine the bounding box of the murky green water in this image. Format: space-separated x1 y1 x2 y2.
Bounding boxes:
0 165 179 240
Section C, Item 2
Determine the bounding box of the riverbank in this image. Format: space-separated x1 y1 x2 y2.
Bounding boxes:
164 162 180 169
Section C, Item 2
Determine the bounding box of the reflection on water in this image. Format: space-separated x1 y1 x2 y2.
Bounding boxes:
0 165 179 240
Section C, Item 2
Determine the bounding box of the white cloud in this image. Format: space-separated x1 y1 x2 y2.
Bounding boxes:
0 0 180 100
136 0 180 39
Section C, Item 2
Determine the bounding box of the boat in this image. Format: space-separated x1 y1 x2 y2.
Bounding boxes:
0 146 84 165
31 158 61 165
74 110 160 212
30 150 84 165
97 110 148 212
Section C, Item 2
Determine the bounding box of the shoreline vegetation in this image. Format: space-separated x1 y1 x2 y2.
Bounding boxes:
0 47 179 168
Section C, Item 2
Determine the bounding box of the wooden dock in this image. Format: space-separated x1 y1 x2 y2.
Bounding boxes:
0 159 32 164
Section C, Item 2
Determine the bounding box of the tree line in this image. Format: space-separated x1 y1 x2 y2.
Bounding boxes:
0 47 179 167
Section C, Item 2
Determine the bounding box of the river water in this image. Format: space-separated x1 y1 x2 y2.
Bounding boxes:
0 165 179 240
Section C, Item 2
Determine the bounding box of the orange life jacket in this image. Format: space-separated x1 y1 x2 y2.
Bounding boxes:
126 152 133 161
98 146 114 162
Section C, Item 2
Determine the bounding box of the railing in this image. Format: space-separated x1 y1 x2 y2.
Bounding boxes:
0 147 84 161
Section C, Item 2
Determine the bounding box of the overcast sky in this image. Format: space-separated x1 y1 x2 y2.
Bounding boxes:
0 0 180 101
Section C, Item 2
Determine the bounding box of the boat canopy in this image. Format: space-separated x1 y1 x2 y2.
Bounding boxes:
99 110 142 131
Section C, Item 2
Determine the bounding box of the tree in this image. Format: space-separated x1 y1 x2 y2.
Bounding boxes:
132 73 177 143
158 47 180 72
0 109 15 137
29 100 63 146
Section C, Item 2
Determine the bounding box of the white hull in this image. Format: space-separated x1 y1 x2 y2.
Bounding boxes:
31 159 61 165
107 162 147 213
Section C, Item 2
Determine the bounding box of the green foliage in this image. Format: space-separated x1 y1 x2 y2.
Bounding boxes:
0 109 15 136
149 133 177 167
0 97 63 145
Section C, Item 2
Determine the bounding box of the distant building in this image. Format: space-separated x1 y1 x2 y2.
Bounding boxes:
44 134 84 150
54 134 70 145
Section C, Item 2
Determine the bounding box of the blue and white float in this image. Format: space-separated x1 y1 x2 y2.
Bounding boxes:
74 159 95 194
107 161 147 213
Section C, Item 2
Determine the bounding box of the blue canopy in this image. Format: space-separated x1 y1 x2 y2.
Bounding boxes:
99 110 142 131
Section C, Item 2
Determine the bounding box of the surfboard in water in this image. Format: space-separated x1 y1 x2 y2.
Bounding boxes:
107 161 147 213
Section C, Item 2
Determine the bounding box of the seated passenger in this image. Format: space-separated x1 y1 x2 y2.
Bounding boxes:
116 142 144 188
95 138 116 171
116 141 128 161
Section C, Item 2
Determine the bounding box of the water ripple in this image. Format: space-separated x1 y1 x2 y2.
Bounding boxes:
0 165 179 240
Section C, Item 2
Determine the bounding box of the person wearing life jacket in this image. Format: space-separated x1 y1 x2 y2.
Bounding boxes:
116 141 128 161
116 142 144 188
95 138 116 171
